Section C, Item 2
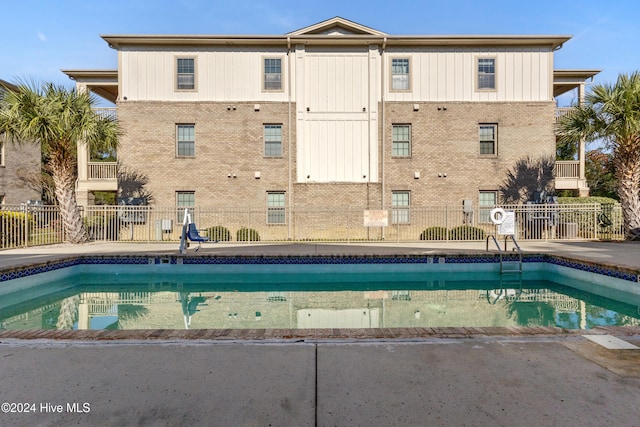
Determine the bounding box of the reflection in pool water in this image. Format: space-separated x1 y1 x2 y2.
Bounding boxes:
1 269 639 331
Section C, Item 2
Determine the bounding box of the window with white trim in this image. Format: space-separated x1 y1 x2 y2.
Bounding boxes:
391 58 410 91
176 124 195 157
267 192 286 224
392 191 410 224
392 124 411 157
479 124 497 155
263 58 282 91
264 125 282 157
479 191 497 223
176 57 195 90
176 191 195 221
477 58 496 90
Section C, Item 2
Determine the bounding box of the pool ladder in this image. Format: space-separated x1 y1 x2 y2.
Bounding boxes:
486 235 523 274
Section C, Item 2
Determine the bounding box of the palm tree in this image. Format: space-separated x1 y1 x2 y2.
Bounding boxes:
557 72 640 240
0 81 119 243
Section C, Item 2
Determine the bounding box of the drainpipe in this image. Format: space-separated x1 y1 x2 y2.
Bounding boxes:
381 37 387 239
287 36 293 239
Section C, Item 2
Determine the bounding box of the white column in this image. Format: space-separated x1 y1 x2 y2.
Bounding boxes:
76 82 90 183
578 83 587 189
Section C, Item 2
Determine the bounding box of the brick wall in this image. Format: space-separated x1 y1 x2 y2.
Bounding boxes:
382 101 556 206
117 101 293 208
117 100 555 236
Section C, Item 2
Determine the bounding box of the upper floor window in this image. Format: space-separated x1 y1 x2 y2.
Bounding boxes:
391 58 410 91
477 58 496 91
263 58 282 91
264 124 282 157
176 57 196 90
479 124 497 155
267 192 286 224
392 125 411 157
176 124 195 157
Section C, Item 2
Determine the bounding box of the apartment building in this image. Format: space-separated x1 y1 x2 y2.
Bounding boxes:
64 17 598 234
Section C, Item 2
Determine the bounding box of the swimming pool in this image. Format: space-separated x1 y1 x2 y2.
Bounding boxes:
1 254 638 332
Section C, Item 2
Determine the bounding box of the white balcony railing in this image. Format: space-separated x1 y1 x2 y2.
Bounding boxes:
94 107 116 120
88 162 118 180
556 107 573 120
554 160 580 179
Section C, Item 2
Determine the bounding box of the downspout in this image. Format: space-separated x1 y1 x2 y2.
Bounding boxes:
381 37 387 239
287 36 293 240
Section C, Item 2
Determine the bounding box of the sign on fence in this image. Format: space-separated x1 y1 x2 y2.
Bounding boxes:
364 210 388 227
498 211 516 236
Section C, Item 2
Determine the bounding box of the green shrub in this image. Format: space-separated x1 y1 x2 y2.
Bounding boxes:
420 226 448 240
557 196 618 205
236 227 260 241
206 225 232 241
0 211 33 248
448 225 485 241
558 197 622 239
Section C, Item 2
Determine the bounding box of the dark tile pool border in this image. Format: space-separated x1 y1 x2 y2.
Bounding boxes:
0 253 638 283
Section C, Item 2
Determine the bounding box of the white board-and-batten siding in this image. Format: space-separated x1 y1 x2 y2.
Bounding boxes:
384 47 553 102
120 46 553 102
120 47 291 102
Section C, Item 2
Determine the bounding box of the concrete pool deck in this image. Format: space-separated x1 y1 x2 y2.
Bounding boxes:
1 241 640 426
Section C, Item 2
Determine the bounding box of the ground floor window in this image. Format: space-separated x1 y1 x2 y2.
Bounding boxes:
267 192 286 224
479 191 497 223
391 191 410 224
176 191 195 221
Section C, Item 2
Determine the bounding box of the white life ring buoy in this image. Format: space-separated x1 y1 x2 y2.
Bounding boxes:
490 208 506 225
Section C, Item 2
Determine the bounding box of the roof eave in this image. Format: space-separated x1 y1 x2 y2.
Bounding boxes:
101 34 571 49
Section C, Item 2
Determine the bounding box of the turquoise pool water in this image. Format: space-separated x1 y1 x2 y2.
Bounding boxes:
1 262 639 331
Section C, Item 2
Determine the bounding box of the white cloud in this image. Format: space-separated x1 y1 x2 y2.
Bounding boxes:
37 32 46 42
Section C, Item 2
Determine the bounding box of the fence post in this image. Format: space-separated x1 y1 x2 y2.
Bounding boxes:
23 208 28 248
103 205 107 242
445 206 449 242
593 203 599 240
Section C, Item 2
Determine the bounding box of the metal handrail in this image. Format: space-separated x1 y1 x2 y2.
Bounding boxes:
486 235 501 252
503 235 523 273
486 234 522 274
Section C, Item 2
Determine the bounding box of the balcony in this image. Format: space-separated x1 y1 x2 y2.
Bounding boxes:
554 160 588 193
88 162 118 181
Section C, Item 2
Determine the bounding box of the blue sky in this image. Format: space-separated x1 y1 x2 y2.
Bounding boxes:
2 0 638 106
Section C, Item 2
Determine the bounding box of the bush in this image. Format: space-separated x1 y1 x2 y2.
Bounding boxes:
206 225 232 241
558 196 619 205
448 225 485 241
0 211 33 248
236 227 260 241
420 226 448 240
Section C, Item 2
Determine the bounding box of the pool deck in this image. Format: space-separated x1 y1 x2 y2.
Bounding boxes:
1 241 640 426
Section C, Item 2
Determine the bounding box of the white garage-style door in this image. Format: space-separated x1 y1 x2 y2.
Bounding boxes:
298 49 378 183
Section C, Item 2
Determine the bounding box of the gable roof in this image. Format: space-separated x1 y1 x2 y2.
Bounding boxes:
287 16 387 36
100 17 570 50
